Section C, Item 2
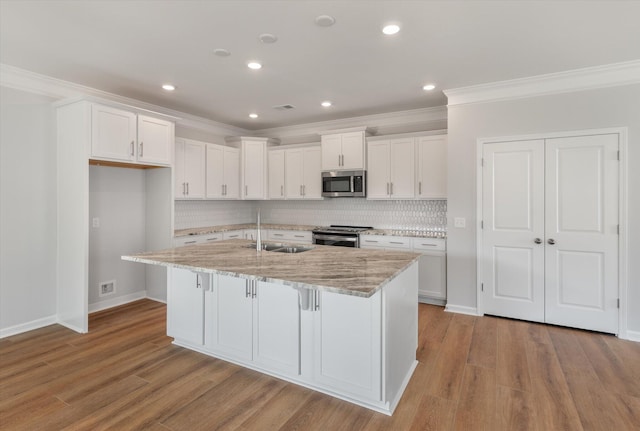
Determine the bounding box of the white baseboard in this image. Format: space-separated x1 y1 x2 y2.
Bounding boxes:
624 330 640 343
418 296 446 306
444 304 480 316
0 315 58 339
89 291 147 313
145 295 167 304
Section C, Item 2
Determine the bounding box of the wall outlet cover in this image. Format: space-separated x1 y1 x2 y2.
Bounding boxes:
454 217 466 228
99 280 116 297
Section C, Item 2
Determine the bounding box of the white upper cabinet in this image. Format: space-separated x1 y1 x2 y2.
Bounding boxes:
206 143 240 199
239 138 270 200
268 149 286 199
285 146 322 199
90 103 172 166
416 135 447 199
321 131 365 171
367 138 415 199
137 115 173 165
175 138 205 199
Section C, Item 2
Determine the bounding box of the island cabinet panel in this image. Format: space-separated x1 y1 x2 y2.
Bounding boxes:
209 275 253 361
207 275 301 376
253 281 300 375
313 290 382 401
167 268 207 346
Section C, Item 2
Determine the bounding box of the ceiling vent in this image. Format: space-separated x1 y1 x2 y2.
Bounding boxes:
273 104 296 111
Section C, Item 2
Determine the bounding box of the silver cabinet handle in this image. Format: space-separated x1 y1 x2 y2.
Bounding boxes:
303 184 306 196
314 290 320 311
281 185 284 196
139 142 143 157
252 280 257 298
184 240 197 245
273 233 284 237
390 241 405 245
300 185 303 196
420 243 437 247
534 238 542 244
245 280 250 298
364 239 379 243
548 238 556 245
338 154 341 167
196 274 201 289
130 141 135 156
419 181 422 195
245 185 248 196
386 183 390 195
390 182 393 195
182 182 186 195
186 182 189 195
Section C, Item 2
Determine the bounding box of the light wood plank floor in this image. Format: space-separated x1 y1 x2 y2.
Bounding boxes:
1 299 639 430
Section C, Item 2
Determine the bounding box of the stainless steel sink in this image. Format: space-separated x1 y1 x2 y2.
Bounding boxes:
271 246 314 254
245 242 313 253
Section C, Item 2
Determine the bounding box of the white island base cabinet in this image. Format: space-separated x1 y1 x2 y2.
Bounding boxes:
166 262 418 415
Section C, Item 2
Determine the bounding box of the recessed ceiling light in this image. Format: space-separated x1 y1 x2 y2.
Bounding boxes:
321 101 332 107
315 15 336 27
247 62 262 70
382 24 400 35
249 113 258 119
259 33 278 43
422 84 436 91
213 48 231 57
161 84 176 91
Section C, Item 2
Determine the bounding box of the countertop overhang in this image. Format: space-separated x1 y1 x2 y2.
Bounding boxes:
123 239 420 297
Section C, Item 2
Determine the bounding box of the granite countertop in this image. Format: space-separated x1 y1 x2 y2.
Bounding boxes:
174 223 320 237
123 239 420 297
175 224 447 239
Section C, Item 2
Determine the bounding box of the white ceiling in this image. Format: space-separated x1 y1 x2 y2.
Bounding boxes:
1 1 639 130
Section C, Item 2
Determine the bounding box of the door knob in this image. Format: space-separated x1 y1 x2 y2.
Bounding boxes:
534 238 542 244
547 238 556 245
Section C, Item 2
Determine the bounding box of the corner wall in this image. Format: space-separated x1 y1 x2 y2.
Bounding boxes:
446 83 640 335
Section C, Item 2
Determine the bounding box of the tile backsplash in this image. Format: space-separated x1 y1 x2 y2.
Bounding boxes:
175 199 447 232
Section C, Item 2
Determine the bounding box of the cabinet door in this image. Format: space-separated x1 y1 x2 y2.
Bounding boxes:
253 282 301 375
390 138 415 198
314 290 382 401
340 131 365 170
367 141 391 199
205 144 224 198
268 150 286 199
137 115 172 165
321 134 342 170
183 141 205 199
213 275 253 360
243 141 265 199
416 135 447 198
418 252 447 300
174 139 186 198
302 147 322 199
285 149 303 199
168 268 204 345
222 230 243 240
223 147 240 199
91 104 136 161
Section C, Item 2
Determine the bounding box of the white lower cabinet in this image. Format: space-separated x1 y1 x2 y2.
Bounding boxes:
206 275 300 375
267 229 312 244
222 230 243 240
167 268 207 346
313 289 382 401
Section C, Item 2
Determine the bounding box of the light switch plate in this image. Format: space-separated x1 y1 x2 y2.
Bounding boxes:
454 217 466 228
92 217 100 228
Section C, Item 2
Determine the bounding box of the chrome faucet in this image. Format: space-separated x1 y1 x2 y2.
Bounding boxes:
256 209 262 252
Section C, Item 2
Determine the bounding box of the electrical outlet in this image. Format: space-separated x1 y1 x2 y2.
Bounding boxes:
92 217 100 228
454 217 466 228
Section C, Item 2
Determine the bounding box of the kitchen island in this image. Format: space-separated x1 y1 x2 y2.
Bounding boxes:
123 239 420 415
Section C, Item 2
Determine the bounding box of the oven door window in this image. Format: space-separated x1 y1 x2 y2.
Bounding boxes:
323 176 351 193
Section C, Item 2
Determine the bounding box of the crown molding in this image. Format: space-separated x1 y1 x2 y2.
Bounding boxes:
0 63 247 137
251 106 447 144
444 60 640 107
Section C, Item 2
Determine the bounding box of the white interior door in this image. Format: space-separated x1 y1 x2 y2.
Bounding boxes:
482 140 545 322
544 134 619 333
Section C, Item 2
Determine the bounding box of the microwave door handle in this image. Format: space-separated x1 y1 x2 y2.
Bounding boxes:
350 176 355 193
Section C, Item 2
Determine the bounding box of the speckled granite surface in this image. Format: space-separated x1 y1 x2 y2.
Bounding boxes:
174 223 320 237
123 239 420 297
175 224 446 239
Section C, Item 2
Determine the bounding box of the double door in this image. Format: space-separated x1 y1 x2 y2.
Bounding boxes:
481 133 619 333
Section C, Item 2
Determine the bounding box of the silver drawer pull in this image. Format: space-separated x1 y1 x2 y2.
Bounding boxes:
184 240 197 244
421 243 437 247
207 237 219 241
390 241 405 245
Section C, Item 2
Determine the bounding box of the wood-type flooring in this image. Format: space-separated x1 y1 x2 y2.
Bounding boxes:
1 299 639 430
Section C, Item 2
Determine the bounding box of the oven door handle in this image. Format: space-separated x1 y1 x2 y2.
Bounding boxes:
313 234 358 243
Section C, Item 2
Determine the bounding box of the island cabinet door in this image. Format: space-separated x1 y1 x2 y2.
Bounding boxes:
167 268 206 346
313 290 382 401
253 281 301 376
209 275 253 361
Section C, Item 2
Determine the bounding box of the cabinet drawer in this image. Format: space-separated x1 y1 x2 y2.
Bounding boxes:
360 235 411 250
267 230 312 244
202 233 223 243
222 230 243 240
173 237 201 247
412 238 446 252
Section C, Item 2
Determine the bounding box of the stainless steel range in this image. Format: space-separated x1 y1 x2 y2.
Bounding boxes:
312 225 372 248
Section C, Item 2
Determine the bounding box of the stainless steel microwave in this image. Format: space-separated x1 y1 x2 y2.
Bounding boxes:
321 170 366 197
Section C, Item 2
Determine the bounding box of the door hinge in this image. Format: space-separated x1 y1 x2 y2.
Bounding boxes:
481 283 484 292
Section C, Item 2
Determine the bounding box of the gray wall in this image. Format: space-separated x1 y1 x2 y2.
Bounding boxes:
0 87 57 330
446 83 640 333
